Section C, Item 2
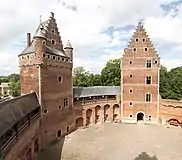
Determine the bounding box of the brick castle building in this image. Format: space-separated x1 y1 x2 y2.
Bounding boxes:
0 12 182 160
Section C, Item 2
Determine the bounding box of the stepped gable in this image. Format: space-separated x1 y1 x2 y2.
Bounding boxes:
19 12 67 57
123 22 158 58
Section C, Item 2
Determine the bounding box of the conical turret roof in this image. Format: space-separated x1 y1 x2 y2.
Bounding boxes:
64 40 73 49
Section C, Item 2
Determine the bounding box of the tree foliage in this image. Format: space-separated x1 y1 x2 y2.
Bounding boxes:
101 58 121 86
0 73 20 98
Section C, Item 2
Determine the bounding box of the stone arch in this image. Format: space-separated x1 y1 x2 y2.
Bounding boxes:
136 111 146 122
75 117 83 128
95 105 101 124
34 138 39 153
86 109 92 126
168 118 181 127
104 104 110 122
113 104 120 122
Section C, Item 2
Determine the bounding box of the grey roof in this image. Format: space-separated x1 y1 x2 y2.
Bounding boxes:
34 24 46 39
19 41 66 57
64 40 73 49
73 86 121 98
0 92 40 137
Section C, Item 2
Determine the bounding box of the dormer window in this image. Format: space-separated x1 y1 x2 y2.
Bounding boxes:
52 40 56 45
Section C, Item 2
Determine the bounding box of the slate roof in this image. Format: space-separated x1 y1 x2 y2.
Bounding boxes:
73 86 121 98
0 92 40 137
19 41 66 57
19 20 67 57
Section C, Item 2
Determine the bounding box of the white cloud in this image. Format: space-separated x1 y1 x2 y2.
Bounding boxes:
0 0 182 75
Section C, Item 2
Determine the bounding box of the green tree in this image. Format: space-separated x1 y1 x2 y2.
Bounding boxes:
73 67 89 87
8 73 20 82
101 58 121 86
9 80 20 97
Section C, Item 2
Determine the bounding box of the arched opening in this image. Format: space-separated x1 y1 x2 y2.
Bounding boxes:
86 109 92 126
113 104 119 122
95 105 101 124
104 105 110 122
34 139 39 153
26 148 32 160
168 119 181 127
137 112 144 121
75 117 83 128
57 130 62 138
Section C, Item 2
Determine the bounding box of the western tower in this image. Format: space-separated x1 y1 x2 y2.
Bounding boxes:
121 22 160 124
19 12 73 148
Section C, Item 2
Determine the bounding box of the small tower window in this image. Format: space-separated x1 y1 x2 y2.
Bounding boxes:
52 40 56 45
58 106 62 110
42 53 46 58
42 40 46 45
62 58 64 61
64 98 68 107
146 93 151 102
52 29 55 33
130 115 133 117
129 75 133 78
58 57 60 61
129 89 133 93
57 76 63 83
67 126 70 133
143 39 145 42
136 39 138 42
146 76 151 84
133 48 136 51
149 116 152 121
129 61 132 64
57 130 62 138
146 60 152 68
129 102 133 106
53 56 55 60
43 109 48 114
145 48 148 51
27 55 29 59
47 55 50 59
155 60 158 64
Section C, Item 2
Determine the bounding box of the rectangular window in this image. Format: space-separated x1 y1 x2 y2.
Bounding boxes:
146 76 151 84
146 60 151 68
64 98 68 107
146 93 151 102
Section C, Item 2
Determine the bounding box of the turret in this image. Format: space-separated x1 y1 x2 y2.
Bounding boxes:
64 40 73 60
33 24 47 64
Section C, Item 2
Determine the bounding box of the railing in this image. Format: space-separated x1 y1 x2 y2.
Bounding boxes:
0 112 40 156
74 98 117 106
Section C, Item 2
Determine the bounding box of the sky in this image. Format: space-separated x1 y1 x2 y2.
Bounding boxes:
0 0 182 76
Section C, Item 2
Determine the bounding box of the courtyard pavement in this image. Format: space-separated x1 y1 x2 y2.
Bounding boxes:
61 123 182 160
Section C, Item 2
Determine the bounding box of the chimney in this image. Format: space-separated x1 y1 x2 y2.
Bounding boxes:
27 33 31 47
50 12 54 18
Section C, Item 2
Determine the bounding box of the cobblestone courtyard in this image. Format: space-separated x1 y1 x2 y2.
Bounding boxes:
61 123 182 160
